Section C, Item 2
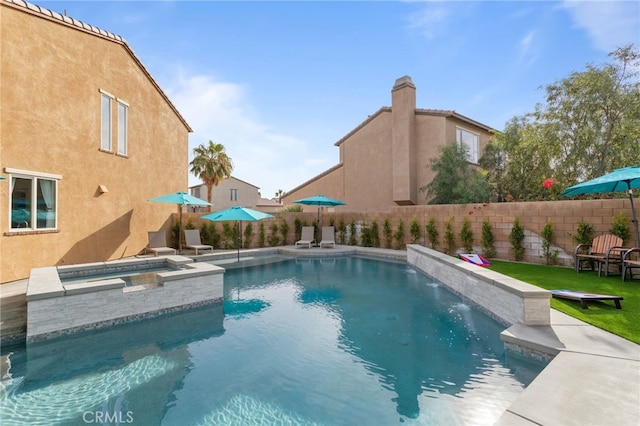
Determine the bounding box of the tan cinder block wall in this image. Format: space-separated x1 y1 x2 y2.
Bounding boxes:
1 3 189 283
185 198 633 267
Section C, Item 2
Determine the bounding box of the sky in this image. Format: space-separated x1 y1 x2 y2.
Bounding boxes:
40 0 639 199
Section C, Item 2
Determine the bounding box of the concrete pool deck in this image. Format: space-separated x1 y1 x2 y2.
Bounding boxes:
1 245 639 425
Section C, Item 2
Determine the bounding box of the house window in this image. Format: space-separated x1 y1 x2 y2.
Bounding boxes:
8 169 60 231
230 189 238 201
100 91 113 151
117 100 128 156
456 127 479 163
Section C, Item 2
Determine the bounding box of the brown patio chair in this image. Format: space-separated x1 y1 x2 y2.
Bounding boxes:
573 234 624 276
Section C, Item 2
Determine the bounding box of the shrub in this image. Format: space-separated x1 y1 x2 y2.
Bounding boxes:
571 220 594 246
222 222 238 249
258 222 266 247
459 217 474 252
609 212 631 244
185 217 196 230
348 221 357 246
370 220 380 248
267 223 280 246
281 204 303 212
541 219 558 265
243 222 254 249
481 218 496 258
409 216 420 244
383 217 393 249
394 219 406 250
294 217 302 241
426 217 439 249
338 217 347 244
444 216 456 254
509 216 525 261
280 220 290 245
361 222 373 247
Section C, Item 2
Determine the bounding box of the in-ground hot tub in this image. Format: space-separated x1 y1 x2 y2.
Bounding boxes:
26 256 224 342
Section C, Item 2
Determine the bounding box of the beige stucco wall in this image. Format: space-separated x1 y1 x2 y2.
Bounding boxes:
1 2 190 283
282 77 494 212
190 177 263 212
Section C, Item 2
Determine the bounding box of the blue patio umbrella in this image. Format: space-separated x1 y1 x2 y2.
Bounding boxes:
561 166 640 246
293 195 346 225
148 191 212 252
202 206 274 261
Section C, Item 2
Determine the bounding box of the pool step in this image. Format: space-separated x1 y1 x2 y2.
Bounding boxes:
0 280 28 343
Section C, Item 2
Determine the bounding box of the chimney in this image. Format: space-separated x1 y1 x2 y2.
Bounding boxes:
391 76 417 205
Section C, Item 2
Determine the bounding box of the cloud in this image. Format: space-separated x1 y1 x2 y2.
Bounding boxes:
166 72 333 198
406 4 451 40
562 1 640 52
518 30 539 68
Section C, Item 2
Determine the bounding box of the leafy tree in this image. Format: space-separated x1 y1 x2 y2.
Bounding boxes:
267 223 280 246
275 189 285 204
258 222 266 247
610 212 631 244
370 220 380 248
348 221 357 246
420 142 491 204
189 140 233 212
383 217 393 249
482 45 640 201
243 222 254 249
409 216 421 244
571 220 594 246
541 220 558 265
393 219 405 250
280 220 289 245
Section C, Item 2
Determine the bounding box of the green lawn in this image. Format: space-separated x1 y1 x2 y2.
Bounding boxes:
487 260 640 345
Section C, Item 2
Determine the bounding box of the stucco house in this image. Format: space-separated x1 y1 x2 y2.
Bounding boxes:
189 176 282 213
1 0 192 283
282 76 496 212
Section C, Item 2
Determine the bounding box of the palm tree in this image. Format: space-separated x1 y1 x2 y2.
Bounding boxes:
275 189 285 204
190 141 233 212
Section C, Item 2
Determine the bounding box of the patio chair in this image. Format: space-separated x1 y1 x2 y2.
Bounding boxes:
621 248 640 282
147 231 177 256
573 234 624 276
320 226 336 248
295 226 315 248
184 229 213 255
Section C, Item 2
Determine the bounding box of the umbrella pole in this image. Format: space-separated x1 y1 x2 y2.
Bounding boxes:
628 189 640 246
237 221 241 262
178 205 183 253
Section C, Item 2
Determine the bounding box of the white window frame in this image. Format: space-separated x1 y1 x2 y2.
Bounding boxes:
6 168 61 231
117 99 128 156
100 89 114 152
456 127 479 164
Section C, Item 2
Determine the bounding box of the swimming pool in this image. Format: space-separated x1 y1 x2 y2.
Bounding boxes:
1 256 546 425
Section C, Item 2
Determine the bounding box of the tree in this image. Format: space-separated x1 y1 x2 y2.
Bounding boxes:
481 44 640 201
420 142 491 204
189 141 233 211
275 189 285 204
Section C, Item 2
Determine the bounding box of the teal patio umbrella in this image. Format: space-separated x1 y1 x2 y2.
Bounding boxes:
202 206 274 261
149 191 212 252
561 166 640 246
293 195 346 225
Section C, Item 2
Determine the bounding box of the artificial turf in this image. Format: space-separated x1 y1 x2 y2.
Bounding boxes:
487 260 640 345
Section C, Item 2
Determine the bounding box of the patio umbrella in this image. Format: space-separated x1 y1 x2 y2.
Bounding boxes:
202 206 274 261
561 166 640 246
293 195 346 225
148 191 212 252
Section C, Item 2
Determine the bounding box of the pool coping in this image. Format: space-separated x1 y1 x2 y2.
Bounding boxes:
2 246 639 425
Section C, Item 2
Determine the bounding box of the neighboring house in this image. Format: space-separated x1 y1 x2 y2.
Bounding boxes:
189 176 282 213
282 76 496 212
0 0 192 283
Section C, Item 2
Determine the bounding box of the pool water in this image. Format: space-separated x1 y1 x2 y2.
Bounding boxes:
0 256 546 425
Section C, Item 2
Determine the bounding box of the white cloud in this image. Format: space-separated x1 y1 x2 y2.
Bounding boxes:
518 30 539 68
562 1 640 52
166 72 333 199
406 5 451 40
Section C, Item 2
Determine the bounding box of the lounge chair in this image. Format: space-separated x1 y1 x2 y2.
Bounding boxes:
147 231 176 256
295 226 315 248
320 226 336 248
622 248 640 282
551 289 623 309
573 234 624 276
184 229 213 255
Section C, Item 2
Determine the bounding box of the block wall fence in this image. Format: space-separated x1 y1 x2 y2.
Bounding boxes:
179 198 634 267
